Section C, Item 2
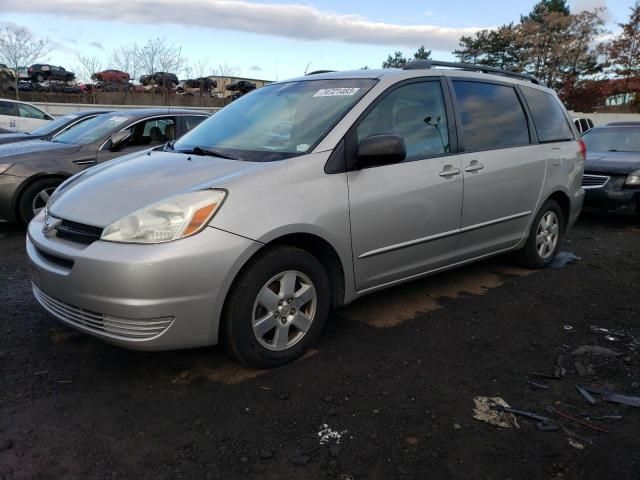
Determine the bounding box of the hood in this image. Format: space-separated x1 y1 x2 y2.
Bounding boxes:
0 132 36 145
49 150 273 226
0 139 81 162
585 151 640 175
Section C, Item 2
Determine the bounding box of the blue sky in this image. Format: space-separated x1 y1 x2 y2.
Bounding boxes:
1 0 634 81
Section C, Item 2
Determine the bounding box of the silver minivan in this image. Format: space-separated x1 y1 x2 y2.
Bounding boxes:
27 62 585 367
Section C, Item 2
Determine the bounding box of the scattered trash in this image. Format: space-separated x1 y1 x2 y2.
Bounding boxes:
554 366 567 378
472 397 520 428
579 415 623 421
546 406 609 433
564 325 574 331
574 361 588 377
318 424 348 456
568 438 585 450
529 371 562 380
571 345 623 357
33 370 48 375
601 391 640 408
494 405 552 424
559 423 592 445
575 385 597 405
536 421 559 432
527 380 550 390
550 251 580 269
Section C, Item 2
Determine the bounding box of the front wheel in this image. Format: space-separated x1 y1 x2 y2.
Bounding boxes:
518 199 564 269
222 246 330 368
17 178 61 225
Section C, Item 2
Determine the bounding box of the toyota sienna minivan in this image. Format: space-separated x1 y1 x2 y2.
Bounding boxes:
27 61 585 367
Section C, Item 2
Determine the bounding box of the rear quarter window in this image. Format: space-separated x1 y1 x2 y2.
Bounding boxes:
522 87 574 143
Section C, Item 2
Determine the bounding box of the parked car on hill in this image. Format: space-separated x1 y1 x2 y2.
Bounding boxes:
28 64 75 83
0 99 54 132
139 72 179 88
581 122 640 215
92 69 130 83
0 110 111 146
0 63 16 82
0 108 209 223
25 61 585 367
176 77 218 95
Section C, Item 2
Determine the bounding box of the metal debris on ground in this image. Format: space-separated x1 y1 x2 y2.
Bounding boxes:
568 438 585 450
472 397 520 428
559 423 593 445
571 345 623 357
527 380 550 390
601 391 640 408
549 251 580 269
318 424 348 451
574 361 589 377
575 384 597 405
546 406 610 433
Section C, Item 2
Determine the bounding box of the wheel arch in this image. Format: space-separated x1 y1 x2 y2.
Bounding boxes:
546 190 571 228
12 173 69 221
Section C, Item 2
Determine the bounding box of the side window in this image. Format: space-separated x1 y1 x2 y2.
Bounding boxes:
18 104 47 120
356 81 449 161
452 81 530 152
521 86 574 143
128 117 175 147
0 101 16 117
185 115 207 132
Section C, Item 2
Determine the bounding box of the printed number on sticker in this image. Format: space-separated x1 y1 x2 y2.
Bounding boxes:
313 88 360 97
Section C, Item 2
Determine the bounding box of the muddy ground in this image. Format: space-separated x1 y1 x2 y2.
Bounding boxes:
0 214 639 480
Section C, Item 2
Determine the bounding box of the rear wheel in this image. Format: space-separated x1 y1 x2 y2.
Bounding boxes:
518 199 564 269
222 245 330 368
34 73 44 83
17 178 62 225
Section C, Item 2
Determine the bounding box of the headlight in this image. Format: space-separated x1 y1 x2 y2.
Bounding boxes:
0 163 13 175
101 190 226 244
626 170 640 186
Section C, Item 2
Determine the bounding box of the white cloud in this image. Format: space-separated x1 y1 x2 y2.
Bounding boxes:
248 65 262 72
1 0 486 50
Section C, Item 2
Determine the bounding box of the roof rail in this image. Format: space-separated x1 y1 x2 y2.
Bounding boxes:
402 60 543 85
305 70 337 76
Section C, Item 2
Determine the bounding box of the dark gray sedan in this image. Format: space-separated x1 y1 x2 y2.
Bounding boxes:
0 108 210 223
0 110 112 146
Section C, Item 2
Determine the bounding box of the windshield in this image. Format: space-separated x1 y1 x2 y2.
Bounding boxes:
54 112 134 145
30 113 86 136
583 127 640 153
173 78 377 161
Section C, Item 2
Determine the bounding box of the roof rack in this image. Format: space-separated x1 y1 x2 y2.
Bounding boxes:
305 70 337 76
402 60 542 85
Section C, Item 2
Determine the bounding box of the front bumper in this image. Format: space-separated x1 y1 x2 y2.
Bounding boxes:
27 214 262 350
583 174 640 215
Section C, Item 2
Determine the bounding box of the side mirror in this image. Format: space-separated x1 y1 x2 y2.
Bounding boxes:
109 130 131 151
356 134 406 169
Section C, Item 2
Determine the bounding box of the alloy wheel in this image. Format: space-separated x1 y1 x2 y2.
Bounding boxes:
535 211 559 259
251 270 317 351
31 187 56 217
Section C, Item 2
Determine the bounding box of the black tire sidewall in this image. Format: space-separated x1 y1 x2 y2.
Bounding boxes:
523 199 565 269
223 246 330 368
17 178 62 225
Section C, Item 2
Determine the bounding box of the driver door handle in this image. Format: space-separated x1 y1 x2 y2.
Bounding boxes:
464 160 485 173
439 165 461 177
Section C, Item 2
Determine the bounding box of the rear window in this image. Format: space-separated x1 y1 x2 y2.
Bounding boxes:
522 87 574 143
452 81 530 152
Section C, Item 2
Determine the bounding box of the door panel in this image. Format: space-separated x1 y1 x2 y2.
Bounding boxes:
450 80 546 259
347 80 463 291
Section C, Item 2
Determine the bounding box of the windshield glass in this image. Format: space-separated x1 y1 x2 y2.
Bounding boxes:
173 78 377 161
583 127 640 153
54 112 134 145
30 113 85 136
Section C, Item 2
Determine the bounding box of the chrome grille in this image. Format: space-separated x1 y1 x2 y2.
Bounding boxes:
582 174 610 189
33 285 174 341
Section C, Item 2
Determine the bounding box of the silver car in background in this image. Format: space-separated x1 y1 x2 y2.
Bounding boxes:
27 61 585 367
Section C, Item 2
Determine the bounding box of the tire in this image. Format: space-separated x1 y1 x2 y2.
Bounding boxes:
518 199 565 269
17 178 62 225
34 73 44 83
222 245 330 368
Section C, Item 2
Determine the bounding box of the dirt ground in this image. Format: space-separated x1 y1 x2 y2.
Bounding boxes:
0 214 638 480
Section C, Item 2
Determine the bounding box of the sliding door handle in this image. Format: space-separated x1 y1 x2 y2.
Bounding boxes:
464 160 485 173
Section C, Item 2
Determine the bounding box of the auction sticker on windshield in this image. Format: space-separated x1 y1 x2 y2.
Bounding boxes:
313 88 360 97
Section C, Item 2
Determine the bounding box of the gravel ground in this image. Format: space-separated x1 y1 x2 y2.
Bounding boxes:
0 214 639 480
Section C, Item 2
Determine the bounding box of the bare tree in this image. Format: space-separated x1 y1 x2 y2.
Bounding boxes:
75 54 102 84
111 45 140 83
0 25 49 99
212 62 240 97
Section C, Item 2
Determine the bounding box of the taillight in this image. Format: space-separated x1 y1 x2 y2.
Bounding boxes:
578 138 586 161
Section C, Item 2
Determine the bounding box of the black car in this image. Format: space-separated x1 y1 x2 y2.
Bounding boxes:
28 64 75 83
581 123 640 214
0 108 210 223
139 72 179 88
0 110 111 146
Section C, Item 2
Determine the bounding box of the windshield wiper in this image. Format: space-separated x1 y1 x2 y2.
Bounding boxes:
181 146 242 160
